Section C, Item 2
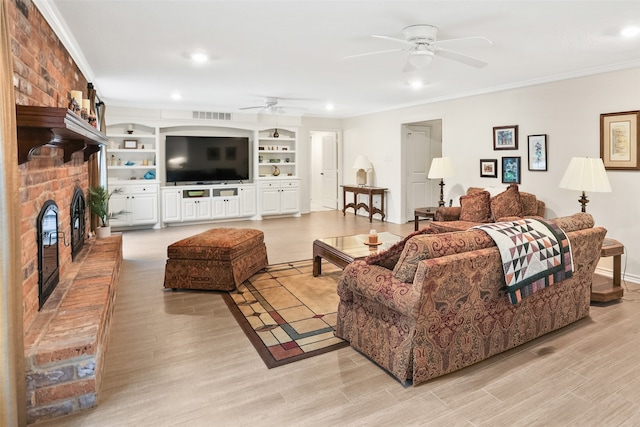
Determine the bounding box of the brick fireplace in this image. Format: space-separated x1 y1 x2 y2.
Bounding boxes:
9 2 122 423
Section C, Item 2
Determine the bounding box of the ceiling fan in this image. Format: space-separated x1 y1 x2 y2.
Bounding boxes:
346 24 492 72
239 97 306 114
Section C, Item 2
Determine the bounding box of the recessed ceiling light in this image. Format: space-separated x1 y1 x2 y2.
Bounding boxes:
171 92 182 100
325 103 335 111
620 26 640 37
190 52 208 63
409 80 424 89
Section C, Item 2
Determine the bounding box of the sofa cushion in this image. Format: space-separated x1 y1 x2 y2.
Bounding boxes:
490 184 523 221
365 227 439 270
459 190 491 222
167 228 265 260
392 230 495 283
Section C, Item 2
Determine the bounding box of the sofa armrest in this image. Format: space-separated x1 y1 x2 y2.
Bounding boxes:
338 260 421 318
435 206 461 221
536 200 546 218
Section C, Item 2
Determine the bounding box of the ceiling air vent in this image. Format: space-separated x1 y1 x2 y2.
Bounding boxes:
192 111 232 121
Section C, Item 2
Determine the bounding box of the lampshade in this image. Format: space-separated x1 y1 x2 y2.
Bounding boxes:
427 157 455 179
352 155 372 171
559 157 611 192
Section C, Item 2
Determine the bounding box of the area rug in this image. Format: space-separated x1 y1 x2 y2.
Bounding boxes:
222 259 348 368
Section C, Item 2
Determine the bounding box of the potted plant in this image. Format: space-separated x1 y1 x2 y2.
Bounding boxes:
87 186 125 238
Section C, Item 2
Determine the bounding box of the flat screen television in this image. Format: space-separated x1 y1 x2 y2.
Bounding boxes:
165 135 250 183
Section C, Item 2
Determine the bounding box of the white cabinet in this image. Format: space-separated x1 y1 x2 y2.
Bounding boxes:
106 123 158 182
160 184 257 224
212 197 239 218
162 188 182 223
108 184 159 228
259 179 300 216
239 185 257 216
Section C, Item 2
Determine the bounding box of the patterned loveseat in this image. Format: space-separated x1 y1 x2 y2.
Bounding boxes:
335 213 605 386
433 184 545 232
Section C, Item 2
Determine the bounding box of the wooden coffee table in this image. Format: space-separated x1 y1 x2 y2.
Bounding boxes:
313 232 403 276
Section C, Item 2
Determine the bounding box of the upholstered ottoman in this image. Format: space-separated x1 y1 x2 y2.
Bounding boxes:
164 228 268 291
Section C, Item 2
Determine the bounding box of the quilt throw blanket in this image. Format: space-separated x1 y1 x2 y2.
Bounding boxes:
473 218 574 304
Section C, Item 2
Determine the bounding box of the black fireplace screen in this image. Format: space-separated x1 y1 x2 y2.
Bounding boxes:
70 188 86 260
37 200 59 309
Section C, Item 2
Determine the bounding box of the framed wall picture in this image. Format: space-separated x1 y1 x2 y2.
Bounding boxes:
600 110 640 170
527 134 548 171
480 159 498 178
502 156 521 184
123 139 138 149
493 125 518 150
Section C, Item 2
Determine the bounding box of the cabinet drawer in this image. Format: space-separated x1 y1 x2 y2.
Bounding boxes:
260 181 279 188
280 180 300 188
129 184 157 194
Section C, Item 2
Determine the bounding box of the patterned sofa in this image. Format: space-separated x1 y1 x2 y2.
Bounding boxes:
433 184 545 232
335 213 606 386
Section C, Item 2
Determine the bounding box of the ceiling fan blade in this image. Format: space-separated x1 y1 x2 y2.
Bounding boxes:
434 47 488 68
371 34 413 45
239 106 265 110
344 47 405 59
433 36 493 47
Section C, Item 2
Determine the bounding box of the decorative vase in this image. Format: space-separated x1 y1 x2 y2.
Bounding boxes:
96 226 111 239
273 166 280 176
273 129 279 138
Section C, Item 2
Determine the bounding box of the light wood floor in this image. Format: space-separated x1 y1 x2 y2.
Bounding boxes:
38 211 640 426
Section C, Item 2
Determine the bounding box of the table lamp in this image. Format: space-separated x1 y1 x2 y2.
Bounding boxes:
428 157 455 207
558 157 611 212
353 155 372 186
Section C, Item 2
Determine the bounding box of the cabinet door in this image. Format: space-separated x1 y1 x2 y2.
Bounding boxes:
225 197 240 217
109 194 130 226
260 187 281 215
195 199 212 219
182 199 198 221
211 198 226 219
239 186 256 216
130 194 158 225
280 187 300 214
162 190 181 222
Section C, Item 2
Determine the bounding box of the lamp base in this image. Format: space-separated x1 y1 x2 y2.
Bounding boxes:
438 179 445 207
356 169 367 186
579 191 589 213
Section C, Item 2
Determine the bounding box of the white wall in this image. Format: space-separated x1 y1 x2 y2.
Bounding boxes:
343 67 640 282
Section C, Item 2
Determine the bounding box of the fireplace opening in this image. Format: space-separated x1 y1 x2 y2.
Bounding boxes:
37 200 59 309
71 188 86 260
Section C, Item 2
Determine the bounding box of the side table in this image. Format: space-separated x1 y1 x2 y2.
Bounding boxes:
414 207 437 231
341 185 387 222
591 238 624 302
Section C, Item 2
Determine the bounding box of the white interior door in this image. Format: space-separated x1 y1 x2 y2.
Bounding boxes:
321 134 338 209
405 128 430 222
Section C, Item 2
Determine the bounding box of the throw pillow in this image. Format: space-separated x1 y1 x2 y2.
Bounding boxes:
459 190 491 222
490 184 523 221
520 192 539 216
365 227 439 270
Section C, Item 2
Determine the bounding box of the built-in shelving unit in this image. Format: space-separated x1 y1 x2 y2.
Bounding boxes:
106 123 158 182
257 127 297 179
106 123 160 229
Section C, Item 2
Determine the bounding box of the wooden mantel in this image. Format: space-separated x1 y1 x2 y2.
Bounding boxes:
16 105 108 164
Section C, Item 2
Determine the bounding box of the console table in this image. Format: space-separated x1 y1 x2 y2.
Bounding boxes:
341 185 387 222
591 238 624 302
